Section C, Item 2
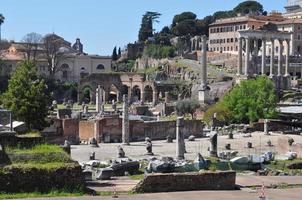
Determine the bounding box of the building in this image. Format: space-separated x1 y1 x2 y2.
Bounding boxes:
208 13 285 55
0 34 112 83
285 0 302 13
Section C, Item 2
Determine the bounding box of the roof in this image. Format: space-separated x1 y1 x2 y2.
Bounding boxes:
210 14 285 27
275 18 302 25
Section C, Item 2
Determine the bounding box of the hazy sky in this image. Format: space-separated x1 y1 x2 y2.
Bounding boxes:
1 0 287 55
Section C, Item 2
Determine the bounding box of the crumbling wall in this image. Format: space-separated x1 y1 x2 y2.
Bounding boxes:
133 171 236 193
130 120 203 141
62 119 79 142
79 121 95 141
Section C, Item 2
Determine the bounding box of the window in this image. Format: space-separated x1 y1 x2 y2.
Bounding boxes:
231 38 234 43
231 46 233 51
96 64 105 70
243 25 246 29
298 35 301 40
252 25 255 30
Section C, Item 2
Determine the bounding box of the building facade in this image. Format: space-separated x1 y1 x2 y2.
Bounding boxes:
0 34 112 83
208 13 285 55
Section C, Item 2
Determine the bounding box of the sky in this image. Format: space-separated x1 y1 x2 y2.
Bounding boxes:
1 0 287 56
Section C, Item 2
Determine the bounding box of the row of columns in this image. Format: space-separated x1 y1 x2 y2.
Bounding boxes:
237 37 290 77
190 36 203 52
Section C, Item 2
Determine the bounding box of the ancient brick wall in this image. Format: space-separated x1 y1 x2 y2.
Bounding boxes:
130 120 203 141
79 119 203 142
62 119 79 141
133 171 236 193
79 121 95 141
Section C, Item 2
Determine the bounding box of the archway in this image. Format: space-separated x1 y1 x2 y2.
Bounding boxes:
121 85 128 98
144 85 153 102
132 85 141 103
109 84 119 102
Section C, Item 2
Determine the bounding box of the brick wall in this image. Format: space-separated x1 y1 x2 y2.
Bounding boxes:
79 118 203 142
62 119 79 141
133 171 236 193
79 121 95 141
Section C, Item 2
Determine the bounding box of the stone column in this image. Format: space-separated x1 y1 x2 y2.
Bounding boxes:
122 95 130 145
95 85 103 113
238 37 243 75
152 89 157 106
199 35 209 103
261 39 266 75
9 111 13 132
285 39 290 76
264 119 269 135
244 37 250 76
270 38 275 77
127 86 131 104
164 91 170 103
278 39 283 77
254 38 259 75
140 90 145 104
200 36 207 88
176 117 185 160
210 131 218 157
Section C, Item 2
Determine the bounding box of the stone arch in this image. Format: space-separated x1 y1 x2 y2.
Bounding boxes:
132 85 141 102
81 85 93 103
108 84 119 102
144 85 153 102
121 85 129 98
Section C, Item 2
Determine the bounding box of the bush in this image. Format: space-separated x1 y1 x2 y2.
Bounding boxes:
176 99 200 119
204 102 233 125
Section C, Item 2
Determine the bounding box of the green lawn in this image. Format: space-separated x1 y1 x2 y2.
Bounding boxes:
0 190 84 199
266 159 302 175
6 144 64 154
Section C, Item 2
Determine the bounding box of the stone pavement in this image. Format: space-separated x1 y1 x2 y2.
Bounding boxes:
236 175 302 187
21 188 302 200
71 132 302 163
87 177 139 192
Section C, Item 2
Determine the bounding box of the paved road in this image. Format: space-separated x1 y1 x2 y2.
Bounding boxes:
20 188 302 200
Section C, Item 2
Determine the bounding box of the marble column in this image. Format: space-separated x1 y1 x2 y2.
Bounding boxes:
199 36 209 103
285 39 290 76
152 89 157 106
261 39 266 75
95 85 103 113
176 117 185 160
254 38 259 74
278 39 283 77
238 37 243 75
270 38 275 77
164 91 170 104
245 37 250 76
122 95 130 145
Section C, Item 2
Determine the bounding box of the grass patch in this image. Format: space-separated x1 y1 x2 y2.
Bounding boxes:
0 190 84 199
266 159 302 175
129 174 145 181
5 162 75 171
6 144 64 155
16 131 41 138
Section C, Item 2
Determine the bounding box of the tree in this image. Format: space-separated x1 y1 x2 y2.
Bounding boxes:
222 76 277 124
21 32 43 62
233 1 264 15
43 34 66 77
0 14 4 43
171 12 198 36
2 61 50 129
118 47 122 58
176 99 200 119
138 11 161 42
172 12 197 27
204 102 233 125
112 46 118 61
